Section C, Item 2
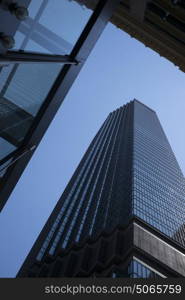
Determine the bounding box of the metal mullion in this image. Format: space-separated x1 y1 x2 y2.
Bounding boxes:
0 149 19 168
0 50 78 65
0 145 36 172
19 0 49 51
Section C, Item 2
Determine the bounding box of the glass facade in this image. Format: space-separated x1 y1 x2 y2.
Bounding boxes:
19 100 185 277
36 103 134 261
0 0 92 175
133 101 185 247
14 0 92 54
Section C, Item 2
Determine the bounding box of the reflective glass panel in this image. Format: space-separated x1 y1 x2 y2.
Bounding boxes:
0 61 62 162
13 0 92 54
132 102 185 247
0 138 16 160
0 0 93 176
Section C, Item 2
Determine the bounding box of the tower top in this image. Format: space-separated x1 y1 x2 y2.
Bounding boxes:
133 99 156 114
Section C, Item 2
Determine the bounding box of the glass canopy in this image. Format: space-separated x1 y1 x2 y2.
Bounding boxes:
0 0 92 174
13 0 92 55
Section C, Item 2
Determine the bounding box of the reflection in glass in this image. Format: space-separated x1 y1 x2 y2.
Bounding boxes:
133 102 185 247
0 0 93 174
4 63 62 116
0 62 62 162
13 0 92 54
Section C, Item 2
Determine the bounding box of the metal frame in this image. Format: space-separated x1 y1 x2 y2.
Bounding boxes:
0 50 78 65
0 0 121 211
0 145 36 172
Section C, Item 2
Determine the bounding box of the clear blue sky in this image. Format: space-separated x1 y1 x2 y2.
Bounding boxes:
0 23 185 277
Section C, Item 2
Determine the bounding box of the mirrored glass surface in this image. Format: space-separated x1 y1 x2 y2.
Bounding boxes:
13 0 92 54
0 61 62 163
0 1 92 178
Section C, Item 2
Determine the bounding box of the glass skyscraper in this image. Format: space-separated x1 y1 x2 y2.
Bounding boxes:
17 99 185 278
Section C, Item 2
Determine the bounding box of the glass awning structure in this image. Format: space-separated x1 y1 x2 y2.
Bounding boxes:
0 0 120 210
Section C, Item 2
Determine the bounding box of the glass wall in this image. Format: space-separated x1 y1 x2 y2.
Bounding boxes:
0 62 62 164
112 258 164 278
0 0 92 174
133 101 185 247
13 0 92 54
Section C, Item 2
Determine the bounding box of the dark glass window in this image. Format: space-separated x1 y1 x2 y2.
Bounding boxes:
112 258 164 278
13 0 92 54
